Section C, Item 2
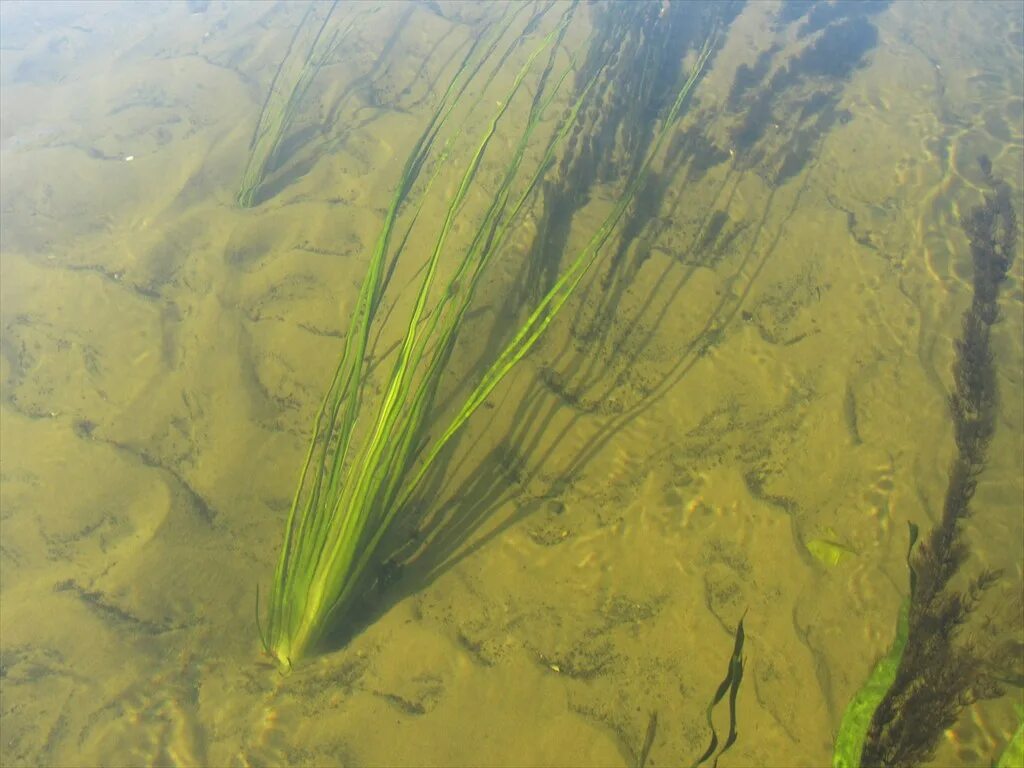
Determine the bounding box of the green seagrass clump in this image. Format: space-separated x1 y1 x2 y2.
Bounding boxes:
260 8 715 668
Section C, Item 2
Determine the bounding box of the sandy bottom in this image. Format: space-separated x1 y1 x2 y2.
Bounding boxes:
1 2 1021 767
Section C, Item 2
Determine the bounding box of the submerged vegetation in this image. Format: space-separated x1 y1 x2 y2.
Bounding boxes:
243 0 1018 758
693 614 746 768
833 157 1020 767
237 1 350 208
259 4 718 667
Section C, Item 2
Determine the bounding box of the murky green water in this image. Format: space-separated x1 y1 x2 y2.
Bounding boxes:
1 2 1021 766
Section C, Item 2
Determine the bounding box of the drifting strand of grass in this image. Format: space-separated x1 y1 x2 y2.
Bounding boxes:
347 26 713 631
264 10 716 667
283 9 533 603
237 1 348 208
372 1 544 342
262 12 530 665
324 27 591 623
288 14 518 579
343 59 593 577
268 16 573 665
393 33 716 516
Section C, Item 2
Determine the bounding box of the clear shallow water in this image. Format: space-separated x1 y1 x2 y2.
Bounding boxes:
1 2 1021 766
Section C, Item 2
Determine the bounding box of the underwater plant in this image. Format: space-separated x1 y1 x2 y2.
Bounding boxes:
693 614 746 768
237 2 350 208
833 156 1019 767
259 8 717 668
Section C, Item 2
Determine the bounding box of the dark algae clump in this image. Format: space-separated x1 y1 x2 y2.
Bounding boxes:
857 157 1019 767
